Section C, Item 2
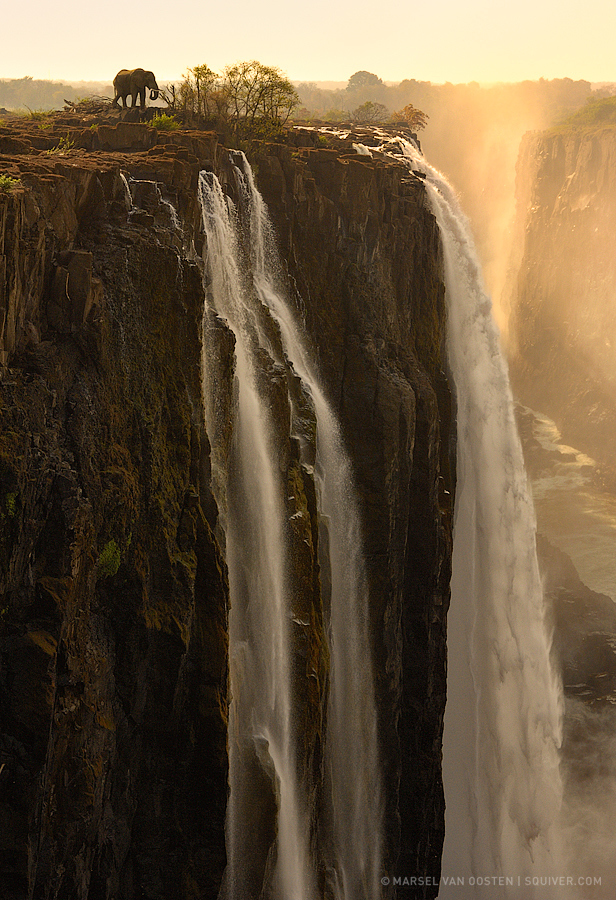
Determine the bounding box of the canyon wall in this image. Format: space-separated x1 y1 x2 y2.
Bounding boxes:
0 126 229 900
507 126 616 475
0 118 452 899
254 138 453 885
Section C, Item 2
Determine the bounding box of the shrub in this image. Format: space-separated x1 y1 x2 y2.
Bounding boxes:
26 107 52 120
46 135 75 154
0 174 21 192
553 95 616 131
97 540 121 578
352 100 388 124
223 60 299 129
151 112 180 131
164 58 299 141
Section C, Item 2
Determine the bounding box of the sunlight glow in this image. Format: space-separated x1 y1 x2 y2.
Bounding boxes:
3 0 616 85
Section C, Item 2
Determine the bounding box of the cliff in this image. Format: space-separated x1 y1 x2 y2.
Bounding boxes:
507 126 616 476
0 123 229 900
0 115 452 899
253 136 452 885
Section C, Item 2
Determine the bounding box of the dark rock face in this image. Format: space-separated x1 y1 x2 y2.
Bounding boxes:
0 120 453 900
507 128 616 475
1 140 227 900
254 139 453 894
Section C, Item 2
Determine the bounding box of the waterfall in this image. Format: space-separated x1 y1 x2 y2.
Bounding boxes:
119 171 132 206
380 138 564 896
197 156 383 900
198 171 313 900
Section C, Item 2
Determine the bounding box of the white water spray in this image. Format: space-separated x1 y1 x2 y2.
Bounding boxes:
119 172 133 209
379 138 564 896
160 196 182 231
198 171 314 900
198 157 383 900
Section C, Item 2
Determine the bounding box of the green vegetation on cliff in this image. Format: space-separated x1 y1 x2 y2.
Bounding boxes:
552 94 616 132
0 174 21 192
164 60 299 140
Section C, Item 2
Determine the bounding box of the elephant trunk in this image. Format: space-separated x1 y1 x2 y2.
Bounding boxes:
150 89 159 100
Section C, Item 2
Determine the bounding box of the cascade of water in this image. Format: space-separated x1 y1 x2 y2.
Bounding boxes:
198 155 384 900
230 153 384 900
198 171 314 900
379 138 564 897
119 172 133 209
160 196 182 230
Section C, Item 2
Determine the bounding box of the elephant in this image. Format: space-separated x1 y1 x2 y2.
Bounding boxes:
113 68 159 108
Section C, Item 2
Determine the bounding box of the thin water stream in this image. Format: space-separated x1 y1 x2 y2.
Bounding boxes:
198 157 383 899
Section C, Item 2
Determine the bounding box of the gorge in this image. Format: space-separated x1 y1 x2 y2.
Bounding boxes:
504 116 616 898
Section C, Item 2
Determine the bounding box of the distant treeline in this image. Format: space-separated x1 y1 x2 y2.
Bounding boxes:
296 75 612 126
550 94 616 132
0 77 113 110
2 73 612 124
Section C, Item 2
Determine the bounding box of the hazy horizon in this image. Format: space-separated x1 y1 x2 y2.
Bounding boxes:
6 0 616 87
1 75 614 94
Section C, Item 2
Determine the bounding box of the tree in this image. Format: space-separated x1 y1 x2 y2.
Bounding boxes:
391 103 429 132
191 64 218 117
222 61 299 129
347 71 383 92
352 100 388 124
172 64 219 119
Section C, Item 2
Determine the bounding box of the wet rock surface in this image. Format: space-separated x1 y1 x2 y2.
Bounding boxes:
516 404 616 703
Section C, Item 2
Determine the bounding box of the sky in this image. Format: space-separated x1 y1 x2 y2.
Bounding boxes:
4 0 616 86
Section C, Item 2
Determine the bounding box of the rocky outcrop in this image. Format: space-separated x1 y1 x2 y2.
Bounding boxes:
0 117 453 899
507 127 616 475
538 534 616 700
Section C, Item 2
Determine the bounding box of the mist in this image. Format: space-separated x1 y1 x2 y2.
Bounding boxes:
562 700 616 898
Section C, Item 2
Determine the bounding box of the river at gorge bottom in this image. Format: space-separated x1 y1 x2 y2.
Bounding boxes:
518 404 616 899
